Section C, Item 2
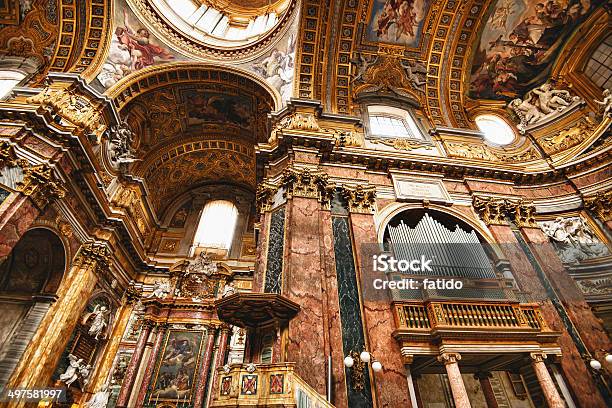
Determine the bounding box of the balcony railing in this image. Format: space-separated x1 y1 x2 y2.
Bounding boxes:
394 301 549 332
210 362 334 408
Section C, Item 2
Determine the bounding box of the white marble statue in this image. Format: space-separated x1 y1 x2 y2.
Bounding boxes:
186 252 218 276
539 216 609 263
84 383 110 408
221 282 237 298
509 98 546 127
59 354 84 386
86 304 109 340
147 281 170 299
530 83 573 114
594 89 612 118
510 82 581 130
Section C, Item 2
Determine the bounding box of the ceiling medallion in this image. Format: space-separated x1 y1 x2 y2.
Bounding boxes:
126 0 298 61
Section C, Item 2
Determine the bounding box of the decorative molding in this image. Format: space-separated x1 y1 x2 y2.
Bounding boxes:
472 196 508 226
16 163 66 211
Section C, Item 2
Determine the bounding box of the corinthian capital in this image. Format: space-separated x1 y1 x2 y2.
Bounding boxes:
16 163 66 210
341 184 377 214
74 241 111 272
281 166 331 201
472 196 509 226
584 191 612 222
508 199 538 228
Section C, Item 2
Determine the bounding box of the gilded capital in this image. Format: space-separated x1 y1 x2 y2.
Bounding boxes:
529 352 547 363
472 196 509 226
281 167 330 201
0 141 18 169
509 199 538 228
74 241 112 272
16 163 66 210
255 182 278 213
341 185 377 214
584 191 612 222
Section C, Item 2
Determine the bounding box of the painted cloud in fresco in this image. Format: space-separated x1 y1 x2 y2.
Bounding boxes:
366 0 431 47
469 0 602 100
96 0 178 89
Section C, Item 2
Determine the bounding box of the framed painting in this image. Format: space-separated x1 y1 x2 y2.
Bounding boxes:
149 330 205 403
364 0 432 48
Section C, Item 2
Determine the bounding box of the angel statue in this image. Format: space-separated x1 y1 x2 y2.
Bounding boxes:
529 82 574 114
509 98 545 130
59 354 84 386
83 304 110 340
594 89 612 118
84 383 110 408
400 59 427 91
147 281 170 299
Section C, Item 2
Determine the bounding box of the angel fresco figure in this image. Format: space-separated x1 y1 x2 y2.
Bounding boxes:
373 0 424 44
252 33 295 102
83 304 110 340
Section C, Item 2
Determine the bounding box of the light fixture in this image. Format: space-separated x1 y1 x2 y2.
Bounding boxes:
590 359 602 370
605 354 612 364
344 348 382 391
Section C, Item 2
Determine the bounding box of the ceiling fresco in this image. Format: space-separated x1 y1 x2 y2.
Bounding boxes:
469 0 604 100
365 0 432 47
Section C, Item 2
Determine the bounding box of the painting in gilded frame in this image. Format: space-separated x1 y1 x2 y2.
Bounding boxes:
150 330 205 402
365 0 432 47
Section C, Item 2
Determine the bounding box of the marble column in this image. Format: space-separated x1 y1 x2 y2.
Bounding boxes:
135 324 166 407
206 326 230 407
115 320 153 408
193 328 216 408
404 362 419 408
6 242 107 403
474 372 498 408
438 353 471 408
530 353 565 408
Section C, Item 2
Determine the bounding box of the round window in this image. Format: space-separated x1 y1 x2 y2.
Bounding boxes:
475 115 516 145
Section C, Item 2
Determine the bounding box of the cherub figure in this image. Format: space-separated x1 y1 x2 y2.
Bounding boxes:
594 89 612 118
59 354 83 386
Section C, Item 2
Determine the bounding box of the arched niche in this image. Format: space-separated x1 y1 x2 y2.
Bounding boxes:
0 228 66 387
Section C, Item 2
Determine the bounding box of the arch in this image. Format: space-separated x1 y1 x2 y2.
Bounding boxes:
375 202 494 245
105 62 282 111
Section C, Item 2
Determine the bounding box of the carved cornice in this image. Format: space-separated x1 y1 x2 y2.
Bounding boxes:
341 185 377 214
16 163 66 211
584 190 612 222
281 167 331 201
74 241 112 272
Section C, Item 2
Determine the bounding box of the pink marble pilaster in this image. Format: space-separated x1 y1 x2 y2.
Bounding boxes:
438 353 471 408
0 193 40 258
135 325 166 408
206 327 230 408
193 328 216 408
115 321 153 408
530 353 564 408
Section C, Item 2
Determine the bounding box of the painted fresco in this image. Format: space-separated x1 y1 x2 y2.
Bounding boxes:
250 32 296 103
365 0 431 47
180 89 254 128
470 0 602 100
150 330 204 402
96 0 178 89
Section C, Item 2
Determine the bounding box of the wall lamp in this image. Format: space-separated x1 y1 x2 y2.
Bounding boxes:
343 349 382 391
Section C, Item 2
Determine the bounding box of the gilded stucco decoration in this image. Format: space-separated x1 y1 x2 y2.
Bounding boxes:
539 117 597 155
445 142 540 163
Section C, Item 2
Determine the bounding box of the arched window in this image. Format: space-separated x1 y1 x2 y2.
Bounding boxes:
193 200 238 250
585 34 612 89
367 105 424 140
0 70 25 99
475 114 515 145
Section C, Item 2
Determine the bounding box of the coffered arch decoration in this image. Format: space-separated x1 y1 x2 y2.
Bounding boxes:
0 0 113 84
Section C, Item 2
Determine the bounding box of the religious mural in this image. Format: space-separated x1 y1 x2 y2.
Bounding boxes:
250 32 296 103
365 0 431 47
96 0 178 89
469 0 602 100
181 90 254 128
150 330 204 402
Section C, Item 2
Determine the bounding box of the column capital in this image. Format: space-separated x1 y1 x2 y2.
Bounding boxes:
438 352 462 365
0 141 18 169
123 283 142 305
340 184 377 214
16 162 66 211
584 190 612 222
508 199 538 228
472 195 509 226
73 241 112 272
530 352 547 363
281 166 332 202
255 182 279 213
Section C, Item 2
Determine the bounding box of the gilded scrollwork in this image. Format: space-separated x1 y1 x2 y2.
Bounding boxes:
584 190 612 223
473 196 509 226
446 142 539 162
281 167 331 201
539 118 596 154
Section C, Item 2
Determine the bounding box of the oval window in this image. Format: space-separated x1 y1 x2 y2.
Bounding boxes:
475 114 516 145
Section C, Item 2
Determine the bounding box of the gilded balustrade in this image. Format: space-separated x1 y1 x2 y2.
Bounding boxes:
394 301 548 332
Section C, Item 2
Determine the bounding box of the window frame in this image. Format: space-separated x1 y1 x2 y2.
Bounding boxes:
364 105 429 142
192 199 239 251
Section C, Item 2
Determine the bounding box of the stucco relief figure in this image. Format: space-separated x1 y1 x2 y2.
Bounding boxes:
147 281 170 299
594 89 612 118
107 123 138 167
221 282 237 298
509 82 580 130
83 304 109 341
539 216 609 263
186 252 218 276
350 53 379 83
60 354 90 386
84 383 110 408
400 59 427 91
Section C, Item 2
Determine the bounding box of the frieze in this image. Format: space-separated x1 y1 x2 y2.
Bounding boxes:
539 117 597 155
